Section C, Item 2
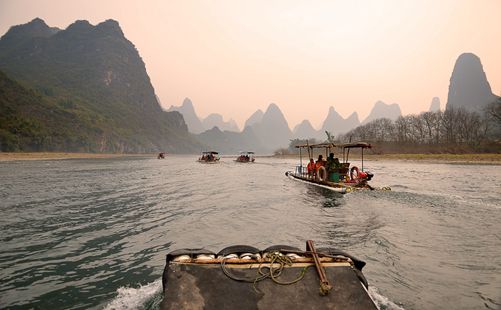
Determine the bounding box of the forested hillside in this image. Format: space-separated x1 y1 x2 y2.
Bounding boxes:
0 18 200 153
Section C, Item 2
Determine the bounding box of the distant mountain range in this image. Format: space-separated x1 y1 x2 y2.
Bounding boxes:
194 102 292 153
167 98 239 133
170 98 403 142
0 18 200 152
173 51 499 154
1 18 496 154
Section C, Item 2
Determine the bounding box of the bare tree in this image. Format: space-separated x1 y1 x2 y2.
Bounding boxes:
485 97 501 124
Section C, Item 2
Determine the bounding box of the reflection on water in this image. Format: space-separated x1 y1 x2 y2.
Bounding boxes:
305 186 345 208
0 156 500 310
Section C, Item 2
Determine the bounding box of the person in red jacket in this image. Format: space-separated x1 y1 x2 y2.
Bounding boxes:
315 155 325 170
307 158 316 178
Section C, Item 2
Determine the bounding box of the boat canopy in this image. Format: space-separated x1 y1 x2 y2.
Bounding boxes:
295 143 336 149
336 142 371 149
293 141 370 170
239 151 255 154
202 151 219 154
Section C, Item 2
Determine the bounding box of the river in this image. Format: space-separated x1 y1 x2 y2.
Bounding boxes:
0 156 500 309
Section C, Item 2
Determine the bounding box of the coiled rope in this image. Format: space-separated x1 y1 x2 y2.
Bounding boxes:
220 252 309 292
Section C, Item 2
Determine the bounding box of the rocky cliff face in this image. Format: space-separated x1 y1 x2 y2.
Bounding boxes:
362 101 401 124
446 53 497 112
0 18 199 153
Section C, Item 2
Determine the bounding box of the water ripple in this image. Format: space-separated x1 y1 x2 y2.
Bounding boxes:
1 157 500 309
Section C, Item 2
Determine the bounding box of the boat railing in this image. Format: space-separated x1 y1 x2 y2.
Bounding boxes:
295 165 307 176
295 165 318 180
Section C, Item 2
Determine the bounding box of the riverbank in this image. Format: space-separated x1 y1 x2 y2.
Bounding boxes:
0 152 150 162
271 153 501 165
366 153 501 164
2 152 500 164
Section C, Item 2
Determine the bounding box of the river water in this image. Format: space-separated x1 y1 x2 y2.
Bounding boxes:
0 156 500 309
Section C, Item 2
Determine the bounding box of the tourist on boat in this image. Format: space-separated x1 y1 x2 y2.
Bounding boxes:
307 158 316 177
326 153 334 167
315 155 324 170
326 153 340 171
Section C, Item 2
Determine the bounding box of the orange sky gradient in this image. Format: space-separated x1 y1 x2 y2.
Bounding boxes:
0 0 500 130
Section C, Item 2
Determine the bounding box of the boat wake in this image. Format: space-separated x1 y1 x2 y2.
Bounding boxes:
369 286 406 310
103 280 162 310
102 279 405 310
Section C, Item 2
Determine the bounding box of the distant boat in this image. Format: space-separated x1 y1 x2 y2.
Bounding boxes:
157 152 166 159
286 142 386 193
235 151 255 163
198 151 220 163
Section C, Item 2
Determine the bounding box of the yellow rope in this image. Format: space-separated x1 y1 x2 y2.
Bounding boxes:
220 252 310 293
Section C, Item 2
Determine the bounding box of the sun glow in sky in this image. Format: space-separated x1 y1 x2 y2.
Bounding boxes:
0 0 500 129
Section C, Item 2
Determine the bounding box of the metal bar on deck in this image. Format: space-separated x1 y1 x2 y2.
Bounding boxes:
306 240 332 295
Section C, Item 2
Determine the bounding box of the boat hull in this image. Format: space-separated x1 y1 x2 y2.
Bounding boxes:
285 171 373 193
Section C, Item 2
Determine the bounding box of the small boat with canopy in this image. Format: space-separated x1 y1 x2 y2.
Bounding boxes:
198 151 220 163
285 142 380 193
235 151 255 163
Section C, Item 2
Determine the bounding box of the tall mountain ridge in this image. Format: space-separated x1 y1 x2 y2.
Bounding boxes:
249 103 292 151
0 18 200 152
446 53 498 112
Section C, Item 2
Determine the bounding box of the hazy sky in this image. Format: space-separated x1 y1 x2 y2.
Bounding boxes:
1 0 500 129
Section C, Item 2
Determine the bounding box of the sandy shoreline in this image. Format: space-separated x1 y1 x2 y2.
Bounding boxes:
0 152 151 161
1 152 500 164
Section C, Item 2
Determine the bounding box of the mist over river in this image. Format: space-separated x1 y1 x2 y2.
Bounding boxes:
1 156 500 309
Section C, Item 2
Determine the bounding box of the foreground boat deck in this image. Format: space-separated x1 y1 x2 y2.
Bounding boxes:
161 244 377 310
